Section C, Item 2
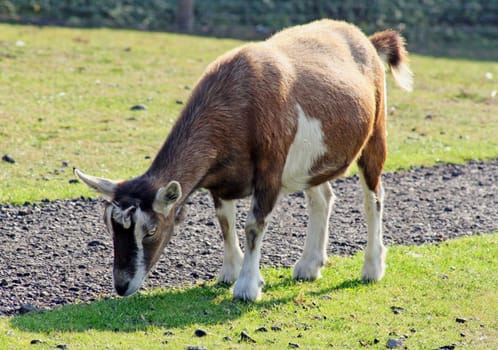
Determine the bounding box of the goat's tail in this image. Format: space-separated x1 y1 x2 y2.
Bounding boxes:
370 30 413 92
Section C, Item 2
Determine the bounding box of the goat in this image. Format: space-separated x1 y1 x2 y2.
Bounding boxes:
75 19 413 301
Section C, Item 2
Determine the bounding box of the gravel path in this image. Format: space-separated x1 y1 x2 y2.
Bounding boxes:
1 159 497 316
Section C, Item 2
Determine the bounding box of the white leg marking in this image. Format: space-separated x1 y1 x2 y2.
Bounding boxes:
216 200 243 284
233 200 269 301
293 182 334 280
359 172 386 281
281 104 327 194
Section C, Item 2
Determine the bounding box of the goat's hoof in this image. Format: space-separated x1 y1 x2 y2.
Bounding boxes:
293 256 325 281
232 276 263 302
361 261 385 282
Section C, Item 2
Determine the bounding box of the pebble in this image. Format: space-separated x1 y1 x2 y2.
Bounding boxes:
56 345 67 350
386 338 403 349
130 104 147 111
438 345 456 350
240 330 256 343
2 154 15 164
456 317 467 323
30 339 44 344
186 346 206 350
289 342 300 348
19 304 39 314
194 329 207 337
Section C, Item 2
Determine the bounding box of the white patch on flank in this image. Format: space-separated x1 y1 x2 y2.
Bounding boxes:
216 199 243 283
358 172 386 281
281 104 327 193
293 182 334 281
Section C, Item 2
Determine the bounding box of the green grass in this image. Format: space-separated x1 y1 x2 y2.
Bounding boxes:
1 234 496 349
0 24 497 203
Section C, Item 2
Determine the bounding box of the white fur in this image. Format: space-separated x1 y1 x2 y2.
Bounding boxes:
391 62 413 92
215 199 244 283
233 203 267 301
293 182 334 280
105 205 148 296
281 104 327 193
359 172 386 281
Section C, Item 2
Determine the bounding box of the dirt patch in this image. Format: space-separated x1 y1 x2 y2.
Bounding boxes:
1 159 496 316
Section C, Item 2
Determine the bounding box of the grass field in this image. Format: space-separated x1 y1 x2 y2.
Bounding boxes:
0 24 497 203
0 24 497 349
1 234 497 349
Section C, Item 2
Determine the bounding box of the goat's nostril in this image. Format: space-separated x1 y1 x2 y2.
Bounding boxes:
115 282 129 296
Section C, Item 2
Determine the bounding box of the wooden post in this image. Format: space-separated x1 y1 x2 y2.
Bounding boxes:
176 0 195 32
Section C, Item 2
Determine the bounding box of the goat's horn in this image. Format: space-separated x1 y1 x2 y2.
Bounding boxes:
73 167 118 200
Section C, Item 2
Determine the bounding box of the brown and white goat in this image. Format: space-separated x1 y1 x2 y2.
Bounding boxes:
75 19 412 301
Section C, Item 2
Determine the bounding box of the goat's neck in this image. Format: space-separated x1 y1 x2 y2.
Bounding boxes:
146 122 217 201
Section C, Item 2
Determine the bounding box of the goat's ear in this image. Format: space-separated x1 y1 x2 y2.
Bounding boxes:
73 168 118 201
153 181 182 217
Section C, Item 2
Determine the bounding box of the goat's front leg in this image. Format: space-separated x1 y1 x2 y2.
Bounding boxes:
233 184 279 301
293 182 334 281
213 197 243 284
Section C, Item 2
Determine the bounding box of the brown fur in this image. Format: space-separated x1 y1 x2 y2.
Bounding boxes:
144 20 410 218
85 20 412 293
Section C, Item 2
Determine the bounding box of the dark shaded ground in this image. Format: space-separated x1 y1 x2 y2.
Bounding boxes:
1 159 497 316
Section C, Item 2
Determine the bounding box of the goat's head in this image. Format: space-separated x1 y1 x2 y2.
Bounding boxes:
74 168 183 296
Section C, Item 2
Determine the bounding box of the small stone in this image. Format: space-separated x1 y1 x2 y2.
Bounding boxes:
69 179 79 184
0 279 7 287
164 331 174 336
271 325 282 331
456 317 467 323
2 154 15 164
20 304 39 314
390 306 406 315
240 330 256 343
186 346 206 350
61 160 70 167
56 345 67 350
194 329 207 337
30 339 43 344
386 338 403 349
255 326 268 332
175 100 184 105
87 240 104 247
438 345 455 350
130 104 147 111
374 338 380 344
289 342 300 348
223 336 232 341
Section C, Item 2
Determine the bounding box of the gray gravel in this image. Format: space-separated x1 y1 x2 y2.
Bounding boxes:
1 159 497 316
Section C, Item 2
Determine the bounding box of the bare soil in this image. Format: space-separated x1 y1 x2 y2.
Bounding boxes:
1 159 497 316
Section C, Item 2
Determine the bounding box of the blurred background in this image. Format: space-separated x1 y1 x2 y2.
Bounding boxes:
0 0 497 59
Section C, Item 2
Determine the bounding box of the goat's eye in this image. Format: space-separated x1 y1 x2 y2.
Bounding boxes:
146 227 157 237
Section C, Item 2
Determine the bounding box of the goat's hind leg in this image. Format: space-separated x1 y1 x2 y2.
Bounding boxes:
212 196 243 284
357 130 387 282
293 182 334 281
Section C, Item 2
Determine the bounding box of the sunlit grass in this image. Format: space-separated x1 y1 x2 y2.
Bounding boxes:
0 24 497 203
1 234 496 349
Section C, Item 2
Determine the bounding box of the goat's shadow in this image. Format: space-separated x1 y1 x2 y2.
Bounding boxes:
11 277 365 333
